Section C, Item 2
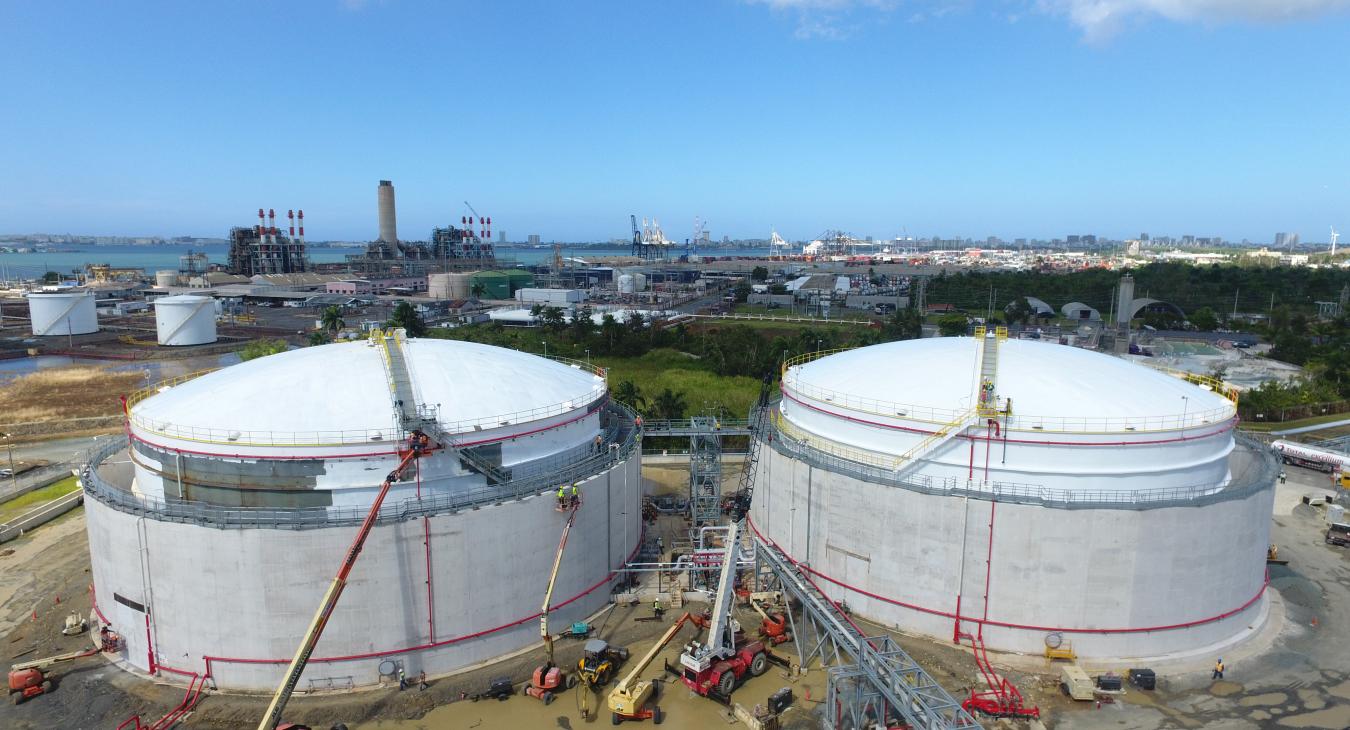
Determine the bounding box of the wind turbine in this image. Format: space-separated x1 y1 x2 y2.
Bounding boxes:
1331 226 1340 257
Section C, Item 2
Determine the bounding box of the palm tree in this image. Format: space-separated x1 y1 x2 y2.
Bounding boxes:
387 301 428 337
320 305 345 335
613 380 646 411
649 388 687 421
471 281 487 300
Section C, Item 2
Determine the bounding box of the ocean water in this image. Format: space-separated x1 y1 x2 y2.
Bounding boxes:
0 244 775 281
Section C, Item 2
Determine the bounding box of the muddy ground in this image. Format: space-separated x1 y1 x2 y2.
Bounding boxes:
4 463 1349 729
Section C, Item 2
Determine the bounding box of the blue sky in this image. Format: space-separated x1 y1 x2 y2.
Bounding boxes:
2 0 1348 243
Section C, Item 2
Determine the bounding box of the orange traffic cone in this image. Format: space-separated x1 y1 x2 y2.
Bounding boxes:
1311 616 1319 628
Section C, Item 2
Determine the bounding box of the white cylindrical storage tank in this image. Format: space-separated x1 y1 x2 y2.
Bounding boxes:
633 273 647 291
154 294 218 346
155 270 178 288
753 336 1276 660
28 291 98 337
617 274 635 294
428 272 473 299
82 337 641 691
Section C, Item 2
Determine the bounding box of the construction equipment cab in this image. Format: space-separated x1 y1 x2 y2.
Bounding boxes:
677 523 770 699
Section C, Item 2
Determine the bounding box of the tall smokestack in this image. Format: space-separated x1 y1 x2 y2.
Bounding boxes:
377 180 398 245
258 208 266 240
268 209 277 245
297 209 305 244
288 209 295 239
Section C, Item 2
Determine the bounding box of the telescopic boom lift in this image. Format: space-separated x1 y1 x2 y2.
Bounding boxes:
257 431 430 730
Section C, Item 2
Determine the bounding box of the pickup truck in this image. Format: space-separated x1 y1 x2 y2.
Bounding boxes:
1327 522 1350 548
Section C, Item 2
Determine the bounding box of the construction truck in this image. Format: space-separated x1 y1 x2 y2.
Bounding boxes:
9 627 121 704
526 501 582 705
608 612 698 724
677 523 769 700
257 431 430 730
575 638 630 720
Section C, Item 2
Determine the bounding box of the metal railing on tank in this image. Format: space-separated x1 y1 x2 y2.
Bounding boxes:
765 408 1278 510
82 405 640 530
780 347 1240 433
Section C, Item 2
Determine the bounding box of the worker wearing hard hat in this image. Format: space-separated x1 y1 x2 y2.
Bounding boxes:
557 485 567 509
571 483 580 508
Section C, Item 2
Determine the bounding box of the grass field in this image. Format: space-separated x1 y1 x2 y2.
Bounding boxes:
596 348 761 418
0 475 79 522
1241 411 1350 434
0 367 143 424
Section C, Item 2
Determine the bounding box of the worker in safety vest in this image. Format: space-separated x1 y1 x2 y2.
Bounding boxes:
653 600 665 618
1212 658 1224 680
557 485 567 509
570 483 580 507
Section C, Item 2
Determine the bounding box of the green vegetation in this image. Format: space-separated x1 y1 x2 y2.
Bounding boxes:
926 262 1350 326
429 301 926 418
0 475 79 522
321 305 345 334
307 331 331 346
387 301 427 337
238 338 288 361
1237 310 1350 420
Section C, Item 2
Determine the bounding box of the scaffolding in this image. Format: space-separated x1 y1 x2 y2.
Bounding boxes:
689 416 723 525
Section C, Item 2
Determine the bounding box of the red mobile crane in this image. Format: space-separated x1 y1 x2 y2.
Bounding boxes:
257 431 430 730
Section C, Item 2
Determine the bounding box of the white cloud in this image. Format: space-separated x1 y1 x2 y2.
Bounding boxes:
1037 0 1350 40
746 0 903 39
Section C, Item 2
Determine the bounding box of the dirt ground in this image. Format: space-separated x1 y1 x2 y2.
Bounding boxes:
5 461 1350 729
0 366 143 424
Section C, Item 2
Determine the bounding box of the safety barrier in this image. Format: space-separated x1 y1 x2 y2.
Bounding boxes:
83 405 640 530
766 411 1278 510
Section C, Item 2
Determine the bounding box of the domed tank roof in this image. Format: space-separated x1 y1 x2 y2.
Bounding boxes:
789 337 1232 422
131 339 605 440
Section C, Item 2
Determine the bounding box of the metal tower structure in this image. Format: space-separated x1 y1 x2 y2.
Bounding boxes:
688 415 722 525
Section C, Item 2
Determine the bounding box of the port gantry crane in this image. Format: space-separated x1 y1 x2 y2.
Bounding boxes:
257 431 430 730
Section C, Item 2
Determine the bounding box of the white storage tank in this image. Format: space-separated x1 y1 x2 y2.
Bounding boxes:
154 294 218 346
632 273 647 291
429 272 473 299
753 335 1276 660
617 274 636 294
28 291 98 337
155 270 179 288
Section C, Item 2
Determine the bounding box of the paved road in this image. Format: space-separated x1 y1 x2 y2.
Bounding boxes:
0 434 117 501
1271 418 1350 436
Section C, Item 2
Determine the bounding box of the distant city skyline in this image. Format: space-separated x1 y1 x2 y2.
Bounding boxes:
2 1 1348 242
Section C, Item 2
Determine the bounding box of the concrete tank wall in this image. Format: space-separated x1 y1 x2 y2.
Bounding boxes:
86 450 641 690
28 292 98 336
749 439 1274 659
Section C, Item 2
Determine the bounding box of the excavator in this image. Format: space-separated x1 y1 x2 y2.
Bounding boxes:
526 499 581 705
9 626 122 704
575 638 630 720
257 431 430 730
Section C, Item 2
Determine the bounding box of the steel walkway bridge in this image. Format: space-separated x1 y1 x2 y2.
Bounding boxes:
747 524 982 730
638 418 753 437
